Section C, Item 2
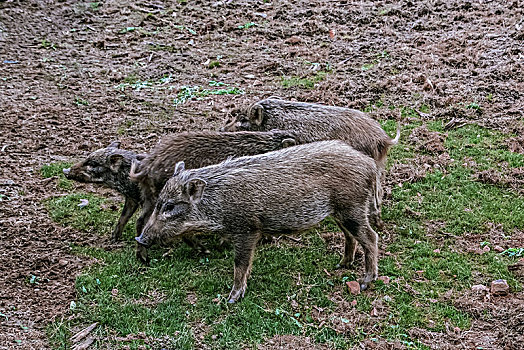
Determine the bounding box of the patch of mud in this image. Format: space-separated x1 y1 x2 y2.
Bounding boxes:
257 334 333 350
474 167 524 194
453 290 524 350
507 135 524 155
408 125 447 154
458 223 524 256
359 338 405 349
307 289 391 339
385 153 452 197
408 323 499 350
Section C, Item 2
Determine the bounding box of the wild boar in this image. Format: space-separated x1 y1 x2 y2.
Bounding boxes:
129 130 297 262
221 98 400 228
135 140 379 303
63 141 143 241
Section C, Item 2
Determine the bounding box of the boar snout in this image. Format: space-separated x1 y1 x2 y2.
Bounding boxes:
135 233 152 247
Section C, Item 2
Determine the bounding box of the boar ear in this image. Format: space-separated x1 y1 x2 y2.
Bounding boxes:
281 138 296 148
173 161 185 177
250 105 265 126
185 178 206 204
108 141 121 149
108 154 124 171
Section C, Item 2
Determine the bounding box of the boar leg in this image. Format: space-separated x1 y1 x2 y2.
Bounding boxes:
228 232 261 303
112 197 139 241
136 198 155 236
339 218 378 291
369 174 384 230
134 198 155 264
334 220 358 268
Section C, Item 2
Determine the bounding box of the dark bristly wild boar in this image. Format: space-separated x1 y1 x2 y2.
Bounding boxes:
63 141 143 241
135 140 380 303
221 98 400 229
129 130 298 262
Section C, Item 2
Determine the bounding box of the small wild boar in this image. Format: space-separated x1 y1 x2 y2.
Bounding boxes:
63 141 144 241
135 140 380 303
129 130 297 262
221 98 400 228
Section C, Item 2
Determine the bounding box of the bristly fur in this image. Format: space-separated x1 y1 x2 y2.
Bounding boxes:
64 143 141 241
138 140 380 302
129 130 299 262
221 98 401 228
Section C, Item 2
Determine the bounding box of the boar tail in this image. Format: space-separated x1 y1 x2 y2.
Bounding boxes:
129 159 147 183
389 121 401 146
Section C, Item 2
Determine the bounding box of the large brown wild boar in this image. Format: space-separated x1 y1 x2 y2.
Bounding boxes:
129 130 298 261
135 140 379 303
221 98 400 228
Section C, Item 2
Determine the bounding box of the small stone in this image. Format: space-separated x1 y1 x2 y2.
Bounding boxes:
370 307 378 316
490 279 509 296
482 245 490 253
111 288 119 297
244 74 255 79
346 281 361 295
471 284 489 293
428 320 435 328
454 327 461 333
285 36 302 45
378 276 390 284
211 335 217 340
493 245 504 252
350 300 357 307
383 295 392 302
433 249 440 253
58 259 69 267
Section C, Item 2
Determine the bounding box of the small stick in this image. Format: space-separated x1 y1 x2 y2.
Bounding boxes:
71 322 98 344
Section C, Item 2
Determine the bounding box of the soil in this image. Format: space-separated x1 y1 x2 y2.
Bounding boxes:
0 0 523 349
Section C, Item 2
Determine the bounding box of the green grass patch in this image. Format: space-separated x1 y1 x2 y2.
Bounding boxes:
45 123 523 348
40 162 74 190
174 82 244 106
281 71 329 89
44 192 136 239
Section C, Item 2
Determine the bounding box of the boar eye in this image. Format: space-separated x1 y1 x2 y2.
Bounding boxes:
162 201 188 217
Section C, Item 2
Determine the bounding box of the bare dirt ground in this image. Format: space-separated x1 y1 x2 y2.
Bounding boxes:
0 0 523 349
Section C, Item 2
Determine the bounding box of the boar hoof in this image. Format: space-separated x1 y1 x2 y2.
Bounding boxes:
227 287 245 304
